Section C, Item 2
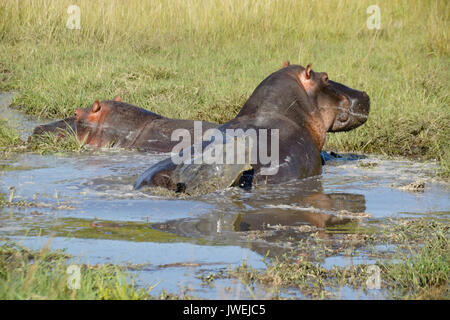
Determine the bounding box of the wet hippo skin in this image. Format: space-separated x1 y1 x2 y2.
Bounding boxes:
135 63 370 191
31 115 360 165
32 62 368 159
31 96 217 153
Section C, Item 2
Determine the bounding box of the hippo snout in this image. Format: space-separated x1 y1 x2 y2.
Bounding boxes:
329 83 370 132
351 91 370 119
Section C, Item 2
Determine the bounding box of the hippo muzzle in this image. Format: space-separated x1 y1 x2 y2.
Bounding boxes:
328 80 370 132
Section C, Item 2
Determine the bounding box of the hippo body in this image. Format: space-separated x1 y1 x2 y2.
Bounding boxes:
135 64 370 192
32 99 217 153
32 63 369 193
32 114 360 166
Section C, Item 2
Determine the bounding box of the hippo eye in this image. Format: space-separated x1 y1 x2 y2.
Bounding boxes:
322 74 329 85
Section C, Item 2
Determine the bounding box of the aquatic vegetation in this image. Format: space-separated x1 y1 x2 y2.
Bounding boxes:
0 119 24 157
27 129 86 155
381 231 449 299
0 120 20 148
219 218 449 299
0 242 152 300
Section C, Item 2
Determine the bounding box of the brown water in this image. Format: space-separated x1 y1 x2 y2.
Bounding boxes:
1 92 449 299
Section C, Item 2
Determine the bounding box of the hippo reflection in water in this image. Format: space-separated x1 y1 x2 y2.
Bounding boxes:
134 63 370 192
150 177 367 259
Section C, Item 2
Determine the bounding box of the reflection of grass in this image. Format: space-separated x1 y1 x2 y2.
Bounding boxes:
0 164 35 172
0 215 212 245
0 0 448 175
324 220 376 235
48 218 205 244
398 211 450 217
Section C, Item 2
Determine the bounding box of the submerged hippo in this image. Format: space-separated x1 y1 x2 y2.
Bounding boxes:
135 64 370 192
32 62 366 158
32 96 217 153
32 96 359 163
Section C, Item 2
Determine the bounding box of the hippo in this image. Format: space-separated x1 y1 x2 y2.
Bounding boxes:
31 96 359 163
134 63 370 192
31 102 361 166
31 62 367 159
31 96 217 153
31 96 123 139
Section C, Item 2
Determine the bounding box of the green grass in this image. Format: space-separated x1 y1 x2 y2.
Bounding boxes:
0 119 24 158
381 222 449 299
0 121 85 155
0 241 153 299
1 2 447 299
0 0 448 176
27 128 86 154
0 119 21 148
221 218 449 299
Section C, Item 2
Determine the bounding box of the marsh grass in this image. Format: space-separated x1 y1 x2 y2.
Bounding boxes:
27 128 86 154
0 241 152 299
221 218 449 299
0 119 21 148
0 119 27 158
224 257 371 299
381 235 449 299
379 218 449 299
0 0 448 174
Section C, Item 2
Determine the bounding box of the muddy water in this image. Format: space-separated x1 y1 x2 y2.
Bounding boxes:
0 93 449 299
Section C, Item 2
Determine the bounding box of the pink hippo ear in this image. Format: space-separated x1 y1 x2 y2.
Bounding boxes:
114 95 121 102
92 100 101 113
282 61 290 68
305 64 312 80
297 64 315 93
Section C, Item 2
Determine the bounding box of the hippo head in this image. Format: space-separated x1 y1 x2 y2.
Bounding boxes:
290 62 370 133
318 80 370 132
74 96 163 148
74 96 125 146
31 96 124 144
236 62 370 151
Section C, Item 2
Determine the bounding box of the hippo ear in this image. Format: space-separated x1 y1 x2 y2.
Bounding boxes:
92 100 101 113
114 95 121 102
282 60 290 68
305 64 312 80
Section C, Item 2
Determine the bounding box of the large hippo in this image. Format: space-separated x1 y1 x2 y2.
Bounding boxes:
32 63 367 159
134 64 370 192
31 95 361 171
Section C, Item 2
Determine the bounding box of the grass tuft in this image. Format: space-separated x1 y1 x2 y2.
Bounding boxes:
0 241 156 300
